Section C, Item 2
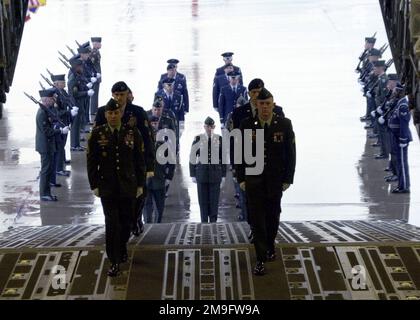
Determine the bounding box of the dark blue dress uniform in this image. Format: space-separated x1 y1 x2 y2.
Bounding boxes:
190 118 227 223
158 62 189 113
218 83 248 125
87 99 145 273
215 52 243 83
35 90 61 201
212 73 230 110
67 59 90 150
235 89 296 271
90 37 102 115
156 87 185 121
78 46 97 123
388 94 412 193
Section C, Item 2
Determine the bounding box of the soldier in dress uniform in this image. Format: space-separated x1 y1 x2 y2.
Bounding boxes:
158 60 189 114
156 77 185 121
78 45 98 126
94 82 155 236
189 117 227 223
388 83 412 194
236 88 296 276
90 37 102 116
87 98 145 277
218 71 248 127
212 63 234 111
143 115 176 223
36 89 70 201
214 52 243 83
68 56 94 151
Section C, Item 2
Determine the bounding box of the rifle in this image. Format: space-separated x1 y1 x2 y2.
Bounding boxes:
355 32 377 72
366 59 394 96
379 43 388 55
41 74 77 106
23 92 68 127
75 40 82 48
66 45 76 56
58 57 71 69
46 68 53 77
39 81 46 90
41 74 54 87
58 51 70 62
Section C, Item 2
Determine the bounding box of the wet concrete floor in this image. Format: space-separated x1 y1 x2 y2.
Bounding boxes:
0 0 419 233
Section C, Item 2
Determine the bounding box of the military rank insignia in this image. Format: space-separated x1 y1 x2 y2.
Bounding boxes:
125 130 135 149
128 115 137 127
98 133 109 148
273 132 284 143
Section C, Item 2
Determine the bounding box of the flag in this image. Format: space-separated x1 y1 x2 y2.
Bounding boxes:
26 0 47 22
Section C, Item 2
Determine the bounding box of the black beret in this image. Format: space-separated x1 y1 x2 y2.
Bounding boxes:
167 58 179 64
373 60 386 67
365 37 376 44
387 74 399 81
39 89 55 98
91 37 102 43
167 64 176 70
105 98 121 111
162 78 175 84
221 52 234 57
111 81 129 93
204 117 215 126
369 48 382 57
51 74 65 82
257 88 273 100
248 78 264 91
77 47 90 54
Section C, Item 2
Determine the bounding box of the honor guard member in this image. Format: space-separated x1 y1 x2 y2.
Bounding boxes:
68 57 94 151
356 36 376 73
360 48 381 123
236 88 296 276
78 45 98 125
158 60 190 114
388 83 412 194
144 115 176 223
87 98 145 277
190 117 227 223
157 77 185 121
372 60 389 159
36 89 70 201
214 52 243 84
212 63 234 111
90 37 102 115
218 71 248 127
94 82 155 236
51 74 77 176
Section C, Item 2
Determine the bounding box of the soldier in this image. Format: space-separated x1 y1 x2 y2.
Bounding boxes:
371 60 389 159
388 83 412 194
212 63 234 111
68 57 94 151
36 89 69 201
78 45 98 126
214 52 243 83
156 77 185 122
356 36 376 73
236 88 296 276
158 60 189 114
360 48 381 124
51 74 78 176
94 82 155 236
218 71 248 127
144 115 176 223
87 98 145 277
90 37 102 116
189 117 227 223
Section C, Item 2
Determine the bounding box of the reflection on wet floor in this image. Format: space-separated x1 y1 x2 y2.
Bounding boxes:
0 0 420 233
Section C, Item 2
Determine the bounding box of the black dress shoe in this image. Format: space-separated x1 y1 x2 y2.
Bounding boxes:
64 160 71 165
121 253 128 263
50 183 62 187
371 142 381 147
253 261 265 276
364 124 374 129
391 188 410 194
132 222 144 237
56 170 70 177
384 167 392 172
41 195 57 202
267 251 276 262
385 175 398 182
107 264 120 277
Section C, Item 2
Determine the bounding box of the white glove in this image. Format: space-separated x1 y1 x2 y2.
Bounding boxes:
87 82 93 89
93 188 99 197
399 143 408 148
96 73 101 79
378 116 385 125
370 110 376 118
376 107 383 115
146 171 154 179
220 177 226 188
239 182 246 191
88 89 95 97
366 92 372 98
165 179 171 187
282 183 291 192
72 106 79 112
136 187 143 198
90 77 97 83
61 126 70 135
191 177 197 184
71 109 78 117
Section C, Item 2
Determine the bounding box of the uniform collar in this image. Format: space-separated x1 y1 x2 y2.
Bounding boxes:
258 114 273 127
108 123 121 132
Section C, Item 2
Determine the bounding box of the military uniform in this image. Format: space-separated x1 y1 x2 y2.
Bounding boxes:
158 71 189 114
90 37 102 115
190 118 227 223
214 52 243 84
156 87 185 121
218 82 248 125
87 100 145 271
388 92 412 193
236 89 296 270
373 65 389 158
